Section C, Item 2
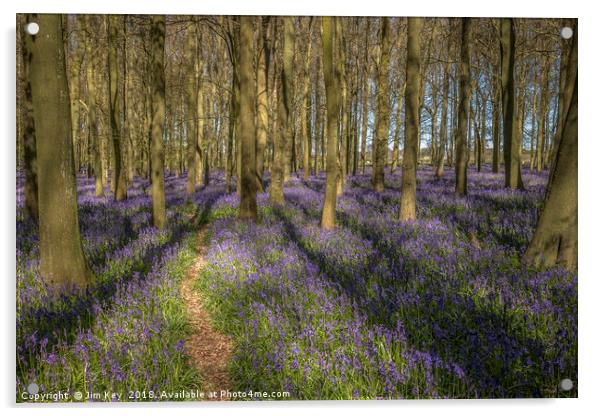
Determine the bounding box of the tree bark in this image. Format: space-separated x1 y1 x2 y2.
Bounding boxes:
186 21 198 196
28 14 93 287
399 17 423 221
150 16 167 229
20 15 39 220
108 16 127 200
436 59 451 178
282 17 295 183
500 18 523 190
455 18 471 196
238 16 258 221
524 24 577 271
256 17 270 191
320 16 340 230
372 17 392 192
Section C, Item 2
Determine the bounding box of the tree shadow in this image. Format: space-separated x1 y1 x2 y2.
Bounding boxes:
16 182 223 358
271 198 559 398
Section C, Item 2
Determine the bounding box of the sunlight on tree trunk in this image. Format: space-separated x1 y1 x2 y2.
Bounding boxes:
28 13 93 288
150 16 167 229
238 16 258 221
399 17 423 222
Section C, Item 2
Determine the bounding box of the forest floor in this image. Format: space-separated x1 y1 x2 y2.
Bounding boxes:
179 226 233 400
16 166 578 401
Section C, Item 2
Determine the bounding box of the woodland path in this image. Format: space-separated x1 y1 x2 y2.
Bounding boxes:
180 226 234 400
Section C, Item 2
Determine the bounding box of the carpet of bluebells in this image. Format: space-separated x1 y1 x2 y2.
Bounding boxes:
16 166 577 401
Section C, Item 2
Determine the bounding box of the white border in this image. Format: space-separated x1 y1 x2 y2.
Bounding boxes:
2 1 600 416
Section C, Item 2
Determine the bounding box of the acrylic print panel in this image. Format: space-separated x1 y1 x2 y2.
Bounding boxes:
16 14 577 402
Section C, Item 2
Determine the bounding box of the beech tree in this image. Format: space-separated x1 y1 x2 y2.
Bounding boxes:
399 17 423 221
524 23 577 271
150 15 167 229
238 16 258 221
500 18 524 190
320 16 340 230
372 17 391 193
27 14 93 287
455 18 471 196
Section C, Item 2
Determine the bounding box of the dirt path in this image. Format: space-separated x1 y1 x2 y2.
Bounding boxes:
180 226 233 401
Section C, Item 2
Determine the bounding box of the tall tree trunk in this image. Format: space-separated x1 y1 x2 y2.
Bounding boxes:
85 16 103 197
391 76 405 173
536 58 550 172
256 17 270 191
399 17 423 221
361 70 370 175
436 59 451 178
500 18 523 189
455 18 471 196
335 17 348 194
108 16 127 200
302 18 314 181
320 16 340 230
186 22 197 196
282 17 295 183
238 16 258 221
28 14 93 287
150 16 167 229
269 22 286 205
524 25 577 271
20 15 39 220
372 17 391 192
492 83 501 173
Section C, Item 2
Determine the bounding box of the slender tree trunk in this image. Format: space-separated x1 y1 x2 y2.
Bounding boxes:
108 16 127 200
150 16 167 229
282 17 295 183
436 60 451 178
391 78 405 173
20 16 39 219
500 18 523 189
536 58 550 172
255 17 270 191
491 83 501 173
186 22 197 196
524 25 577 271
85 17 103 197
269 23 286 204
302 18 314 181
238 16 258 221
320 16 340 230
28 14 93 287
455 18 471 196
372 17 392 192
399 17 423 221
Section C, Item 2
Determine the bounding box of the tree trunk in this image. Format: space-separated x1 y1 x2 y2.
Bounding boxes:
20 15 39 220
436 59 451 178
282 17 295 183
320 16 340 230
186 22 197 196
85 16 103 197
524 25 577 271
399 17 423 221
455 18 471 196
28 14 93 287
500 18 523 190
302 18 314 181
108 16 127 200
492 84 501 173
238 16 258 221
150 16 167 229
536 58 550 172
372 17 391 192
256 17 270 191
